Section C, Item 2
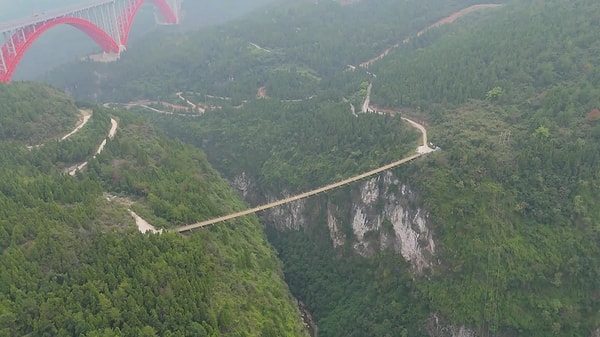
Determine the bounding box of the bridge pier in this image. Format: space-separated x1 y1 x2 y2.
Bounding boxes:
86 51 121 63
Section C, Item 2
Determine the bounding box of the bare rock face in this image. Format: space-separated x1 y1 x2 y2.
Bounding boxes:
231 172 256 199
425 314 479 337
233 170 436 272
326 203 346 248
333 171 435 272
263 193 306 232
591 328 600 337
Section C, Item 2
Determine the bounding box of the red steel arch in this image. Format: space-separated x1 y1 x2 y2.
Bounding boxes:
1 17 120 83
119 0 178 46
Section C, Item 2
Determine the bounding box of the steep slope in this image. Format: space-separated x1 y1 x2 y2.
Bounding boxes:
0 83 308 336
44 0 501 102
368 0 600 335
35 0 600 336
152 98 420 193
0 82 79 143
152 1 600 336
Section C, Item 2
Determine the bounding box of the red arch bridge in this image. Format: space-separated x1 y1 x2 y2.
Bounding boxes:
0 0 181 83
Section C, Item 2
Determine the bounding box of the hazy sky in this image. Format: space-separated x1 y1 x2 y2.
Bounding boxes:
0 0 88 21
0 0 277 22
2 0 276 79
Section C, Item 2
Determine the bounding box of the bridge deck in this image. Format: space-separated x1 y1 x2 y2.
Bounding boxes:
175 153 423 232
0 0 113 33
175 117 433 233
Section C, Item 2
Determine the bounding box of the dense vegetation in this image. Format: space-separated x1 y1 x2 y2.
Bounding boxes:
172 1 600 335
0 82 78 143
372 1 600 114
36 0 600 336
369 0 600 335
267 198 430 337
0 83 308 336
151 98 419 193
44 0 503 102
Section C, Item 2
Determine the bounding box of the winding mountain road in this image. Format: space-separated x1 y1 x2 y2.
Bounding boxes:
134 3 503 232
359 3 503 68
106 100 204 117
62 109 92 141
176 92 205 113
27 109 92 149
68 118 118 176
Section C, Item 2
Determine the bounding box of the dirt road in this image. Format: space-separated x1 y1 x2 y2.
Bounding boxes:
62 109 92 141
68 118 118 176
360 3 503 68
27 109 92 149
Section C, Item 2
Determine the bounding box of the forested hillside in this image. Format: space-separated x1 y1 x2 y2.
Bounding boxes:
44 0 502 102
180 0 599 335
0 83 308 336
35 0 600 336
370 0 600 335
151 98 419 193
0 82 78 143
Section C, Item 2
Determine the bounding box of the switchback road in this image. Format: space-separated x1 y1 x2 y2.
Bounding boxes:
27 109 92 149
68 118 118 176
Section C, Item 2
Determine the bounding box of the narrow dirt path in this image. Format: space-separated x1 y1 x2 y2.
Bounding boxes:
68 118 118 176
93 118 118 155
249 42 271 53
359 3 503 68
417 3 503 37
402 117 433 154
129 210 163 234
62 109 92 141
106 100 206 117
176 91 205 113
27 109 92 149
133 103 202 117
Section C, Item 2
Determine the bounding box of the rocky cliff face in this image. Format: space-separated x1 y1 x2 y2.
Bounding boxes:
345 171 435 272
232 171 512 337
425 314 480 337
232 170 436 272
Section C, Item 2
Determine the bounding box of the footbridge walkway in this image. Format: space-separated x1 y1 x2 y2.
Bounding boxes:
175 116 434 233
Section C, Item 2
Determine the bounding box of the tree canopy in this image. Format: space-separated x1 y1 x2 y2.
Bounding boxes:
0 83 308 337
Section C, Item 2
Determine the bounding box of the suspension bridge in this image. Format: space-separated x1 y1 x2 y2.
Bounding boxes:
175 116 435 233
0 0 181 83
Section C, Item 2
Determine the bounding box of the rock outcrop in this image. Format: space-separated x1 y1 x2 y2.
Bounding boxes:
233 170 436 272
341 171 435 272
426 314 480 337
